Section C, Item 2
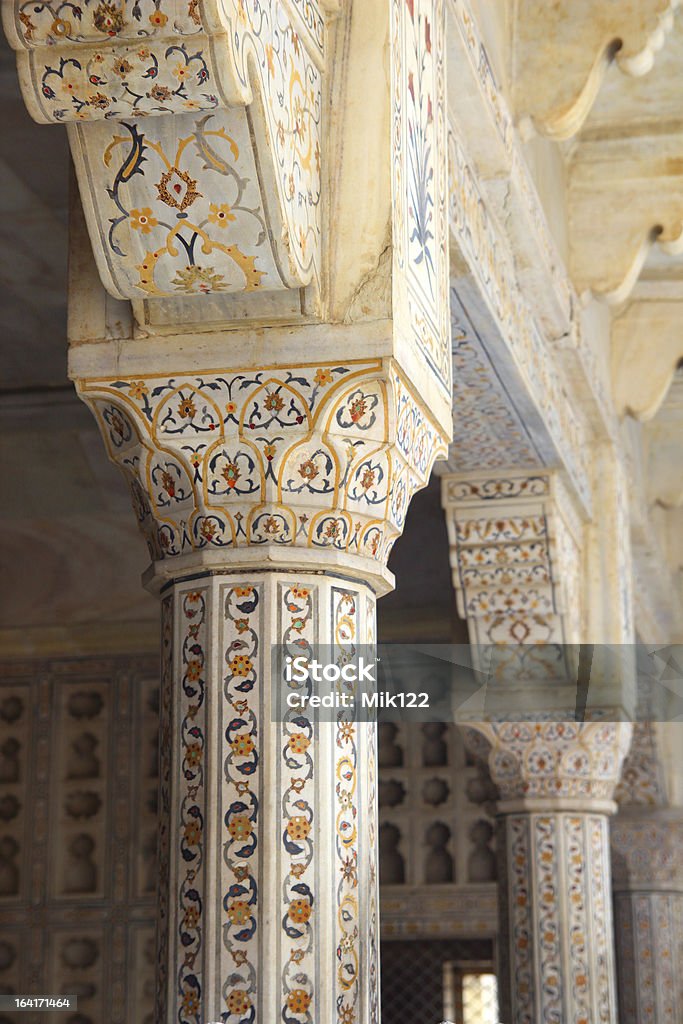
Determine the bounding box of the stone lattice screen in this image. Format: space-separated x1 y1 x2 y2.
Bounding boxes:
380 939 496 1024
0 656 159 1024
378 721 498 887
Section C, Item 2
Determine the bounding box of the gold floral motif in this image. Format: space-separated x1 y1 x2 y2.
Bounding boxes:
264 392 285 413
149 84 171 102
88 92 110 109
228 814 253 841
19 12 36 40
222 462 241 488
93 1 124 35
227 900 251 926
287 816 310 841
127 380 149 399
181 989 200 1016
229 654 253 677
227 990 251 1016
130 207 157 233
298 459 319 482
171 265 227 294
156 167 202 212
208 202 236 227
50 17 71 36
288 733 310 754
230 733 255 757
184 821 201 845
287 990 311 1014
148 8 168 27
183 906 200 929
112 57 133 77
288 899 312 924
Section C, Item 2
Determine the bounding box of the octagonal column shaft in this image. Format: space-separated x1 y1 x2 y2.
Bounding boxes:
464 721 632 1024
157 570 379 1024
611 812 683 1022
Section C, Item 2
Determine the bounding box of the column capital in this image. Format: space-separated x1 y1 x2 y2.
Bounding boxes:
611 811 683 890
463 720 633 808
77 357 447 592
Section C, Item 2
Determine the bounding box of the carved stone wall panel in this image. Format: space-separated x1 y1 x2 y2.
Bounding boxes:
0 657 159 1024
391 0 451 397
53 679 109 901
131 676 160 899
0 684 29 906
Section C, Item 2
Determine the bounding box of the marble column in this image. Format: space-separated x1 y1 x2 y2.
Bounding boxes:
464 721 632 1024
611 814 683 1024
75 359 447 1024
3 0 453 1016
156 571 380 1024
442 469 635 1024
611 723 683 1023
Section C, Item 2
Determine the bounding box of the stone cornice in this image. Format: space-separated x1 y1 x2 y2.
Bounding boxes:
512 0 680 141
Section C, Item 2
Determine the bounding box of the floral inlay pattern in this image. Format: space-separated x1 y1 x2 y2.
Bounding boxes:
391 0 451 394
176 587 207 1024
222 582 263 1021
279 581 316 1021
81 361 445 566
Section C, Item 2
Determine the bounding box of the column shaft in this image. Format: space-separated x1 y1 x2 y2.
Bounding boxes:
462 721 631 1024
156 571 379 1024
611 813 683 1023
498 809 617 1024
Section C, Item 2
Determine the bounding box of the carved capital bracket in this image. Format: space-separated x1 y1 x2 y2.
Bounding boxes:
613 301 683 422
3 0 334 303
76 358 448 589
441 470 585 650
513 0 680 141
462 720 633 805
611 811 683 889
569 144 683 304
615 720 669 807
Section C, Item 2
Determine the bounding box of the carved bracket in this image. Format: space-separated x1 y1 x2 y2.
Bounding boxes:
513 0 680 140
613 300 683 420
441 469 585 650
3 0 329 299
569 147 683 303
